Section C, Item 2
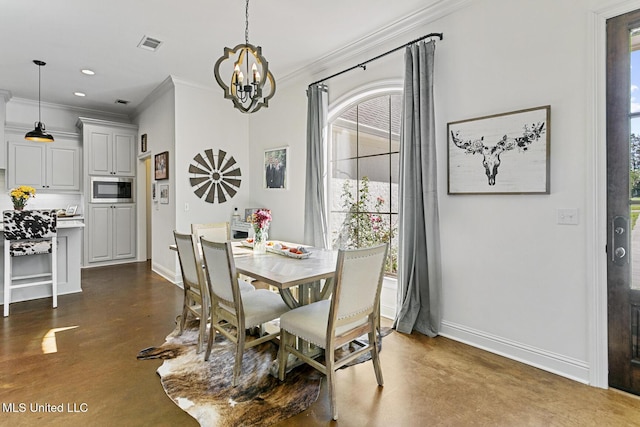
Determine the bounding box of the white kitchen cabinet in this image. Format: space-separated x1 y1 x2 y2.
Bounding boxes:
78 117 137 177
85 127 135 176
87 203 136 263
7 140 81 191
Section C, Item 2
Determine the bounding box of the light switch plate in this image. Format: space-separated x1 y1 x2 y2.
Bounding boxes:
557 208 579 225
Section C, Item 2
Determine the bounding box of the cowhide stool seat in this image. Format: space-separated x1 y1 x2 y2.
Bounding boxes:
3 209 58 317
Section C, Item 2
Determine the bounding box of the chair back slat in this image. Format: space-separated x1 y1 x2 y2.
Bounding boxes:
332 244 388 322
191 222 230 243
200 238 238 306
3 210 57 241
173 231 201 288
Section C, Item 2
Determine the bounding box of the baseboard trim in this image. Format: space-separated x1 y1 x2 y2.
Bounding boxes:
440 320 590 384
152 262 180 286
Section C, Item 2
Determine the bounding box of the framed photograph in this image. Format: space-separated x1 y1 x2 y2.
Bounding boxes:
264 147 288 189
152 182 157 202
447 105 550 195
155 151 169 180
159 184 169 204
141 134 148 153
65 205 78 215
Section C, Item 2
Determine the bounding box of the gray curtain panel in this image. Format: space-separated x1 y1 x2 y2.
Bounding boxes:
393 41 442 337
304 84 329 249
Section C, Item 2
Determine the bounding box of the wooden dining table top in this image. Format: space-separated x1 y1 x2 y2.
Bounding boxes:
231 242 338 290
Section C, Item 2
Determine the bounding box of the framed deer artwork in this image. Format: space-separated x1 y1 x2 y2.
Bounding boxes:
447 105 550 195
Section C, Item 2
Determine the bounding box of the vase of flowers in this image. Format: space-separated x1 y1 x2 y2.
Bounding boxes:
250 209 271 254
10 186 36 211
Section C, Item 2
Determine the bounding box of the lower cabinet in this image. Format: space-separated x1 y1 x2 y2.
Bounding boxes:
87 204 136 263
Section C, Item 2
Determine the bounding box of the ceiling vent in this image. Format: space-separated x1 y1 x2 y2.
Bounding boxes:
115 99 130 105
138 35 163 52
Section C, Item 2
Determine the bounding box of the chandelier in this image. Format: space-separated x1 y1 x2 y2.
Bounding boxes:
213 0 276 114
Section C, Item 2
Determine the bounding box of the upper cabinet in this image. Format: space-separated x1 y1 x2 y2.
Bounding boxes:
78 118 137 177
7 138 81 191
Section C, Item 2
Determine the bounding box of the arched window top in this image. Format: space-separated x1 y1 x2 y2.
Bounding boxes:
328 80 402 122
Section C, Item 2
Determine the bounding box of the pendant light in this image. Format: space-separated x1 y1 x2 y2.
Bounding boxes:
213 0 276 114
25 60 54 142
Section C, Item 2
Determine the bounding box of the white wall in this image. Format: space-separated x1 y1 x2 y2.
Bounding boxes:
245 0 620 384
138 77 250 282
133 78 176 282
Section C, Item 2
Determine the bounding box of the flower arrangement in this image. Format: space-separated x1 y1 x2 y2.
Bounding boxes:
248 209 271 253
10 186 36 210
249 208 272 238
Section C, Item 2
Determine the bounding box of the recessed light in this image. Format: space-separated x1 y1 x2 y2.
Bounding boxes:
81 69 95 76
74 92 86 97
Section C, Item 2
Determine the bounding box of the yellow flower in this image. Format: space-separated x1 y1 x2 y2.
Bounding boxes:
9 186 36 209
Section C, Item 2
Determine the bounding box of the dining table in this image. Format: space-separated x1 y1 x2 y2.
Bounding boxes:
232 242 338 308
170 240 338 308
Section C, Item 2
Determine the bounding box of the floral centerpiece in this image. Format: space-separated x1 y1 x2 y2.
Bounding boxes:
10 186 36 211
249 209 272 254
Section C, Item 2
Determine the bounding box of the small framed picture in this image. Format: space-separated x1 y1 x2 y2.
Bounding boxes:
65 205 78 215
141 134 148 153
264 146 288 189
159 184 169 204
155 151 169 180
152 182 157 202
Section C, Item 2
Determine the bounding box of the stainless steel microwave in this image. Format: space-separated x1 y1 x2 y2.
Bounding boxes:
90 177 134 203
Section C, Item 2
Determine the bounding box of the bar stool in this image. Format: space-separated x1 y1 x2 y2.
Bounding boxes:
3 209 58 317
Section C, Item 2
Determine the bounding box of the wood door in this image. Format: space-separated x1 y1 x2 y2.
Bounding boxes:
607 9 640 395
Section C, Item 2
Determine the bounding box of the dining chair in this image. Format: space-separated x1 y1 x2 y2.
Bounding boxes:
3 210 58 317
200 237 290 386
191 222 230 244
277 243 388 420
173 231 209 353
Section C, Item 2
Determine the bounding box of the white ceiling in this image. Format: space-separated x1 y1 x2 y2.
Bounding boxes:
0 0 438 116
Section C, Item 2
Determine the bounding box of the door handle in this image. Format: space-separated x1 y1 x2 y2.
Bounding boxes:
612 216 629 266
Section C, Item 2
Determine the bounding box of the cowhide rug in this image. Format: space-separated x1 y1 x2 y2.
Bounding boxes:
138 319 393 427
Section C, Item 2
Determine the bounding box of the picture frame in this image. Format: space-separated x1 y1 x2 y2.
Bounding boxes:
159 184 169 204
141 134 148 153
65 205 78 215
155 151 169 180
152 182 157 202
447 105 550 195
264 147 288 189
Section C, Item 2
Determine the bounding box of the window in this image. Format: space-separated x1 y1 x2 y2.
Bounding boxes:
328 91 401 274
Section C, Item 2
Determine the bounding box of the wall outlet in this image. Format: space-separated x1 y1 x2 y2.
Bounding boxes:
557 208 579 225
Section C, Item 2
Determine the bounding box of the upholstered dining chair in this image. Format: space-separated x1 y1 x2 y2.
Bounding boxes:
173 230 255 354
277 243 388 420
173 231 209 353
200 237 290 386
191 222 230 245
3 209 58 317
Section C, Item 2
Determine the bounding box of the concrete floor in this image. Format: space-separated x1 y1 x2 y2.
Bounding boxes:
1 261 640 426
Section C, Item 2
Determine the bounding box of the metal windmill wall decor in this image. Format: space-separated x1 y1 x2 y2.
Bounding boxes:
188 149 242 204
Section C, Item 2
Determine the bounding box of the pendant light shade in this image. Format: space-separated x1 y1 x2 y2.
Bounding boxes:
25 60 54 142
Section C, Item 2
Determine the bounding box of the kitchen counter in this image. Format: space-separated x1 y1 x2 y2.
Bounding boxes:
0 219 84 305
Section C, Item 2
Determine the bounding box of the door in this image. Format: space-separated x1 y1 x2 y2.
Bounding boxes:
47 146 80 190
7 141 46 189
607 9 640 395
113 204 136 259
88 204 113 263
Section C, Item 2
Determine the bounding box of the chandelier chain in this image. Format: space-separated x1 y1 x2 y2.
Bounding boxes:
245 0 250 45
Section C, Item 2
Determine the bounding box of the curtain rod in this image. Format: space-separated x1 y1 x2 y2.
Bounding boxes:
308 32 443 88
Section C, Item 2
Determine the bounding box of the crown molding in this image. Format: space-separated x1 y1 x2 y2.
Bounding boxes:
76 116 138 130
0 89 11 103
278 0 471 86
133 75 177 117
9 97 131 121
5 122 80 139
